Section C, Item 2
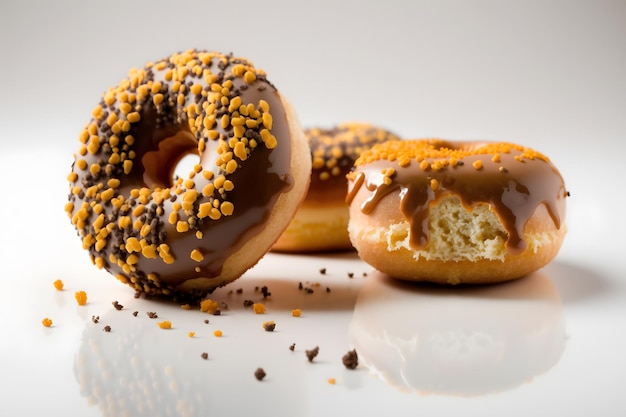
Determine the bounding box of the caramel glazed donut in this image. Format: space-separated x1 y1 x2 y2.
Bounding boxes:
272 123 400 252
65 50 311 297
346 140 568 284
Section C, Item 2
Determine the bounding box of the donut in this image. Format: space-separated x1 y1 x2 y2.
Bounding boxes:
272 122 400 252
65 49 311 297
346 139 568 284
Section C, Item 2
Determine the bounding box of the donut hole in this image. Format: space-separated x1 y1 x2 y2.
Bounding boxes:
141 131 199 188
173 153 201 182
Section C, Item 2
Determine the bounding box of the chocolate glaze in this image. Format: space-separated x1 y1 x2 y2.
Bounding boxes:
346 142 567 254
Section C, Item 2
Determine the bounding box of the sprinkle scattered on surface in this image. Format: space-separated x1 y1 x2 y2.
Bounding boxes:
42 318 53 327
53 280 64 291
158 321 172 329
213 329 223 337
252 303 266 314
75 291 88 306
306 346 319 362
291 309 302 317
342 349 359 370
262 321 276 332
200 299 219 314
254 368 266 381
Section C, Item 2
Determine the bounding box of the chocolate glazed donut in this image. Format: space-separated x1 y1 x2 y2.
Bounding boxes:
66 50 311 298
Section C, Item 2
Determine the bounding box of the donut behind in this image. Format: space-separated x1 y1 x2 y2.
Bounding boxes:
272 122 400 252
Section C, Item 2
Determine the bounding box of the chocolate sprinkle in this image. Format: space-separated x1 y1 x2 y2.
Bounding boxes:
342 349 359 370
254 368 266 381
305 346 319 362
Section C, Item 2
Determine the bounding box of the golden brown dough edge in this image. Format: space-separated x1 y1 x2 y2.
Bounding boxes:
348 194 566 285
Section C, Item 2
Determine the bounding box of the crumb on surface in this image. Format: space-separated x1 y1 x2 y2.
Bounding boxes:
53 279 64 291
103 325 112 332
252 303 266 314
261 286 271 298
291 308 302 317
201 352 208 360
75 291 88 306
158 321 172 329
181 304 192 310
306 346 319 362
112 301 123 310
188 331 195 338
42 317 53 327
147 311 158 318
327 378 336 385
319 268 327 275
262 321 276 332
289 343 296 351
254 368 266 381
132 311 139 317
91 315 100 323
200 298 219 314
342 349 359 369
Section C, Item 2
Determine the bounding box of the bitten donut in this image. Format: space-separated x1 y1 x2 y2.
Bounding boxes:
346 139 568 284
272 122 400 252
65 49 311 297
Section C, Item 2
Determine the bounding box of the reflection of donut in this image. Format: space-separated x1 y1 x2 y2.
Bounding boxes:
347 140 568 284
349 271 565 396
65 50 310 297
273 123 400 252
75 300 305 416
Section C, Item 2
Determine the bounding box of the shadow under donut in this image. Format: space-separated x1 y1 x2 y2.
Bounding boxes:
349 270 566 396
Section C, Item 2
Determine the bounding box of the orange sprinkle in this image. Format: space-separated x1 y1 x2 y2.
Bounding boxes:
213 329 223 337
75 291 88 306
354 139 549 167
200 299 219 314
53 279 64 291
291 308 302 317
252 303 266 314
188 331 195 338
42 318 53 327
472 160 483 170
158 321 172 329
327 378 336 385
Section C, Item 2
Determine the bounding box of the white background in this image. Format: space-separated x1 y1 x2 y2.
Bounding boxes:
1 1 625 416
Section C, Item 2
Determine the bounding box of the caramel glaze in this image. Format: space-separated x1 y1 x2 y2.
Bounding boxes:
346 140 567 254
66 50 293 296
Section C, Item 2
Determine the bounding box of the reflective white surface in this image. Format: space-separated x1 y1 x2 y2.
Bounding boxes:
1 143 624 415
1 1 625 415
